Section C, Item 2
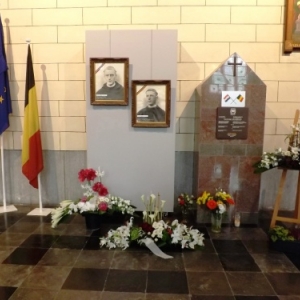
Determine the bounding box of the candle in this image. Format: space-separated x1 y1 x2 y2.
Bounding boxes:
234 212 241 227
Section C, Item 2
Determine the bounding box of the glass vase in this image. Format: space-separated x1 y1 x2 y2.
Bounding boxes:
211 213 222 233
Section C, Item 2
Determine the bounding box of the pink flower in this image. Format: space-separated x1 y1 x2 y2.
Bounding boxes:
98 201 108 212
80 196 88 202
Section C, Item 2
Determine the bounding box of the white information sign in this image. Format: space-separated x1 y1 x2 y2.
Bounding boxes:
221 91 246 107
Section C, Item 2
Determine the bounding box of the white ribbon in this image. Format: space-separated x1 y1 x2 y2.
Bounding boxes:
142 238 173 259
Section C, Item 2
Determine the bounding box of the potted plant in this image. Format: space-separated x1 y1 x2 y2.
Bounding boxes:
51 167 136 229
269 225 300 254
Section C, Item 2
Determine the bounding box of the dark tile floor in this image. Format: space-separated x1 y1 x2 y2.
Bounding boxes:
0 207 300 300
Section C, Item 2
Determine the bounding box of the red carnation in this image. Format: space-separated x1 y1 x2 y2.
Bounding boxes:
92 182 108 196
78 168 97 182
206 199 218 210
86 168 97 181
141 222 154 233
179 199 185 206
98 201 108 212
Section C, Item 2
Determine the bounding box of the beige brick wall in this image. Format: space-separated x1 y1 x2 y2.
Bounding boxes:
1 0 293 151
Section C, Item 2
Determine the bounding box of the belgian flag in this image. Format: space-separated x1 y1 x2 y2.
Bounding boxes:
22 45 43 189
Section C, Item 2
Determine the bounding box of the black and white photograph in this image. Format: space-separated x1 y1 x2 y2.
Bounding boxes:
132 80 171 128
90 58 129 105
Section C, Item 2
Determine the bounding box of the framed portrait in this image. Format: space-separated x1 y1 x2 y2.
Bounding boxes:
90 58 129 105
284 0 300 52
131 80 171 128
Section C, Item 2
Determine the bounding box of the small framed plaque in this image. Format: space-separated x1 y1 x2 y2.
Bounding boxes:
216 107 249 139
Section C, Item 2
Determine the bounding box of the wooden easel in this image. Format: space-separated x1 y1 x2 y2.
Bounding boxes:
270 109 300 227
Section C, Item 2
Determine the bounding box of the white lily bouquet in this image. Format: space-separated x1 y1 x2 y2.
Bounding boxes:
100 194 205 258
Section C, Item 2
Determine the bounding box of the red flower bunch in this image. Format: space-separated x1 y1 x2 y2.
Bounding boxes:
177 193 195 212
140 222 154 233
78 168 97 182
92 182 108 196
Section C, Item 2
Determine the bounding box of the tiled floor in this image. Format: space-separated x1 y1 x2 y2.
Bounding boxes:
0 207 300 300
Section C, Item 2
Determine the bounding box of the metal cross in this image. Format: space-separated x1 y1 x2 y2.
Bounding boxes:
227 56 242 77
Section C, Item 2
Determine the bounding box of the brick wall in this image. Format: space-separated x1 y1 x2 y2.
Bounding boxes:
1 0 293 153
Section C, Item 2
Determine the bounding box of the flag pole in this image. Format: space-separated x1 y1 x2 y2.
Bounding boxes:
0 135 17 213
24 40 51 216
38 173 42 212
0 14 17 214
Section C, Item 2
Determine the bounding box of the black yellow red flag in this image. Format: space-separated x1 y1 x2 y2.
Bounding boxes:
22 44 43 188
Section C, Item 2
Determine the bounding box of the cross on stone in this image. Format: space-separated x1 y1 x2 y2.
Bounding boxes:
227 56 242 77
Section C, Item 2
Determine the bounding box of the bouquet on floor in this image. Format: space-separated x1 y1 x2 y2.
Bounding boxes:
51 167 136 228
100 194 205 252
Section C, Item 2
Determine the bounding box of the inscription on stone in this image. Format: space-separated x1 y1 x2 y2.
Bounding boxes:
216 107 248 139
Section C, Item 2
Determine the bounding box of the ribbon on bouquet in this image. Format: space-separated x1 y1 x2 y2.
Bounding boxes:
141 238 173 259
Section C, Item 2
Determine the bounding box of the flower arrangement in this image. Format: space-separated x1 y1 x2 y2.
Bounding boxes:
253 124 300 174
177 193 195 214
99 194 205 254
100 218 205 251
197 188 235 215
51 167 135 228
253 147 300 173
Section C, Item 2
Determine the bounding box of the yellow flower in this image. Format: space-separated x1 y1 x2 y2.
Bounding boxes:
197 191 210 205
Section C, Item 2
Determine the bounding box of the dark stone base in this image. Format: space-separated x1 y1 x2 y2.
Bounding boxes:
270 240 300 255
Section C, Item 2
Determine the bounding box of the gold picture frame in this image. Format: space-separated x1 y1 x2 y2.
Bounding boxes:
90 58 129 105
284 0 300 53
131 80 171 128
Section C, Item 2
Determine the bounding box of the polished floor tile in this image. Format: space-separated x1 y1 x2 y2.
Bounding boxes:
55 289 102 300
226 272 275 296
191 296 235 300
38 248 81 266
219 253 261 272
183 252 224 272
147 252 184 271
102 291 145 300
62 268 108 291
105 269 147 293
52 235 88 249
0 286 17 300
19 234 59 248
8 287 58 300
186 271 232 296
265 273 300 295
252 253 300 273
20 265 72 290
2 247 48 265
111 251 149 270
75 250 114 269
0 265 33 286
1 207 300 299
147 271 188 294
212 240 249 254
235 297 279 300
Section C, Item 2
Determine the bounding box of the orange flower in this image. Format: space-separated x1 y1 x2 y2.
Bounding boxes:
206 199 217 210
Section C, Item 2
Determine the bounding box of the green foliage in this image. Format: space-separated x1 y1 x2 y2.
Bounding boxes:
269 225 295 242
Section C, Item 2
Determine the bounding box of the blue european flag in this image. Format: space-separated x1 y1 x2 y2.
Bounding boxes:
0 15 12 136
